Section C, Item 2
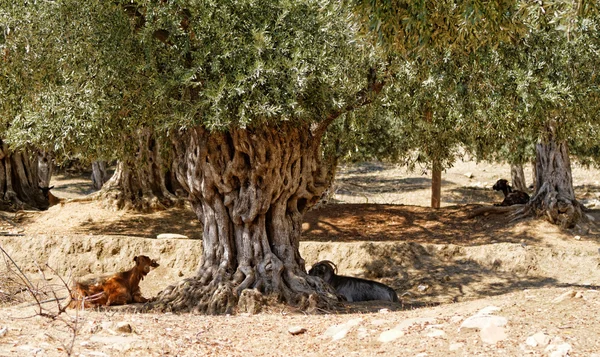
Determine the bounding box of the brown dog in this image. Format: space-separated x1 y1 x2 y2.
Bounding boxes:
69 255 159 308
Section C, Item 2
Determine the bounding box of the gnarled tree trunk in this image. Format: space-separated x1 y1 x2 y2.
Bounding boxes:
96 129 180 211
510 163 527 192
91 161 110 190
524 126 585 228
0 141 48 210
153 124 338 314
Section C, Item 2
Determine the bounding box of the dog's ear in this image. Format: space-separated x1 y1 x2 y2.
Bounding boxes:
134 256 139 264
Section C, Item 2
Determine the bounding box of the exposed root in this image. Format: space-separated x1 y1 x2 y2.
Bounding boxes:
150 265 340 315
467 205 522 219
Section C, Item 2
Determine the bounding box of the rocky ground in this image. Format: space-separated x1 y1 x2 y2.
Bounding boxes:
1 159 600 356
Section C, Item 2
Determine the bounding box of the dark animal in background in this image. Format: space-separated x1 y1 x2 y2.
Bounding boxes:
69 255 159 308
308 260 399 303
492 179 530 206
39 186 63 207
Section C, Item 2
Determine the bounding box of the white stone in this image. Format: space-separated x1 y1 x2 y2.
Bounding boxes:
476 306 501 316
0 327 7 338
322 318 362 341
525 332 550 347
288 326 306 335
465 172 473 178
378 328 405 343
480 325 507 344
156 233 189 239
546 343 572 357
460 315 508 330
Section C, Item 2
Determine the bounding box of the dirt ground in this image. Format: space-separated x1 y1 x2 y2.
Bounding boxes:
1 159 600 356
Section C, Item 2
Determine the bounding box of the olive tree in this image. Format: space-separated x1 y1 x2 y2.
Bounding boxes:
3 0 384 313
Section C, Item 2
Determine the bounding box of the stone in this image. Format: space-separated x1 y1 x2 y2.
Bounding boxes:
0 327 7 338
115 322 133 334
322 318 362 341
460 315 508 330
378 328 405 343
525 332 550 347
288 326 306 335
552 290 576 303
156 233 189 239
476 306 501 316
546 343 572 357
480 325 507 344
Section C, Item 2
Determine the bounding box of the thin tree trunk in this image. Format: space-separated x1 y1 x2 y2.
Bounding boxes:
431 160 442 209
0 141 48 210
154 124 337 314
510 163 527 192
37 150 53 188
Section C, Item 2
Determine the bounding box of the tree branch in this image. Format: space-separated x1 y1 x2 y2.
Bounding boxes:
311 67 386 141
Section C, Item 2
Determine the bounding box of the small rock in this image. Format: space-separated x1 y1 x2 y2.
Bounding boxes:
476 306 501 316
288 326 306 335
156 233 189 239
378 328 405 343
0 327 7 338
574 235 581 240
378 308 390 314
575 291 584 299
526 332 550 347
322 318 362 341
460 315 508 330
449 342 464 351
465 172 473 178
546 343 572 357
115 322 133 334
552 290 576 303
417 284 429 292
415 353 428 357
480 325 507 344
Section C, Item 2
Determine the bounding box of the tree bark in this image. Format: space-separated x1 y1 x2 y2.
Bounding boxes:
96 129 180 211
510 163 527 192
91 161 110 190
0 141 48 210
431 161 442 209
153 124 338 314
523 126 585 228
37 150 53 188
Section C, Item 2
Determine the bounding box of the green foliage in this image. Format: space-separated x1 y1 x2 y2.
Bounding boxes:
2 0 376 161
